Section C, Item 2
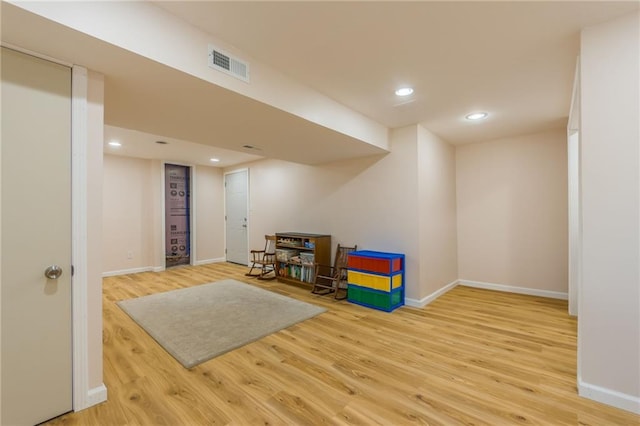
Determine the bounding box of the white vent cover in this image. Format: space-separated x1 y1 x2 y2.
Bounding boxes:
208 45 250 83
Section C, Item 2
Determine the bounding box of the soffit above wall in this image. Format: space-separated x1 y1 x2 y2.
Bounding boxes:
156 1 639 145
1 2 388 165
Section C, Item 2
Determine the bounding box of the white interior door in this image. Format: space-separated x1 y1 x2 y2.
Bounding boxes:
1 47 73 425
225 170 248 265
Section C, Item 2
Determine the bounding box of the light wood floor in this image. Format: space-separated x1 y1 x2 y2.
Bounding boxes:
48 263 639 425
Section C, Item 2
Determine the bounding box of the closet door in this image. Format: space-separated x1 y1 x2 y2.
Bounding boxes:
1 47 73 425
225 169 249 265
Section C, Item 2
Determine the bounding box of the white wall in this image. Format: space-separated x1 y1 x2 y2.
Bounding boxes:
579 10 640 413
102 155 154 273
456 128 569 295
86 71 104 390
228 125 458 302
418 126 458 297
102 156 225 274
195 166 225 263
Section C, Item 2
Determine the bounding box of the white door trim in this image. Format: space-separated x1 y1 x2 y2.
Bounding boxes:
71 66 106 410
191 166 197 266
0 42 73 68
567 57 581 318
158 162 167 272
71 65 89 411
567 130 581 318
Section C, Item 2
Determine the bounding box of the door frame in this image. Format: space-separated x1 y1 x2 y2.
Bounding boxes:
160 161 196 269
223 168 250 265
71 64 91 411
567 58 581 319
71 65 106 409
567 130 581 318
0 44 101 414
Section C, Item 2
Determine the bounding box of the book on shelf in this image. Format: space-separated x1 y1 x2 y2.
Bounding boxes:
278 262 315 283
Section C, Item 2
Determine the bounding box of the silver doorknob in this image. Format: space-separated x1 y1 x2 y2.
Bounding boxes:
44 265 63 279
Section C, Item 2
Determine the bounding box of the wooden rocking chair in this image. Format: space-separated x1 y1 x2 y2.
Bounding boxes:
245 235 277 280
312 244 357 300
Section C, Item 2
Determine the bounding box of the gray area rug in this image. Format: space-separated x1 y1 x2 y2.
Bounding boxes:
117 279 326 368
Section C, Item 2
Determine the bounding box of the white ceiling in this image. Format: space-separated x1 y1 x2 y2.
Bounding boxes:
104 125 263 168
2 1 638 167
155 1 638 145
0 2 387 167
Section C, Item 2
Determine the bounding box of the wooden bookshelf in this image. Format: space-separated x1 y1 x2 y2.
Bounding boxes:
275 232 331 288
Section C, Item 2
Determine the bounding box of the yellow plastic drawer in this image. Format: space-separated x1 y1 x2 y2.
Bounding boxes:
348 270 402 291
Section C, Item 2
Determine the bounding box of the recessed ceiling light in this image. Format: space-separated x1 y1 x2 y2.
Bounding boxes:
395 87 414 97
108 141 121 147
465 112 489 121
210 158 220 163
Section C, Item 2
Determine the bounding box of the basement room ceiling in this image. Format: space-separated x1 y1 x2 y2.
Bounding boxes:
155 1 639 145
0 2 388 166
103 125 264 168
2 1 638 166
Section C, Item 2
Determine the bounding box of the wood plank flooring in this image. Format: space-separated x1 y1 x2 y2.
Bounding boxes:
48 263 639 425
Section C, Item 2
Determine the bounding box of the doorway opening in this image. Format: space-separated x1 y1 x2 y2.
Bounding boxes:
164 163 192 268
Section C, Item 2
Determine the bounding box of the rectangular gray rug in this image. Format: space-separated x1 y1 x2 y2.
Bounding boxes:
117 279 326 368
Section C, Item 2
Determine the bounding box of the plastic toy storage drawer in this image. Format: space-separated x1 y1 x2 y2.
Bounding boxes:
347 251 403 274
347 270 402 292
347 285 404 312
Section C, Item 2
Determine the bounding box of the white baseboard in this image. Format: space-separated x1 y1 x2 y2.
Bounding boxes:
86 383 108 407
195 257 226 266
104 259 227 276
76 383 107 411
405 280 459 308
102 266 154 277
458 279 568 300
579 379 640 414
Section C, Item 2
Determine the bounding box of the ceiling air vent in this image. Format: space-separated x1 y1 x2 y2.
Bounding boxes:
208 45 250 83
